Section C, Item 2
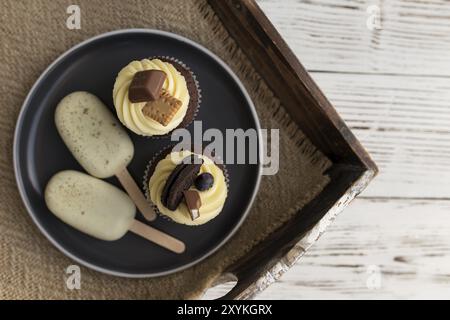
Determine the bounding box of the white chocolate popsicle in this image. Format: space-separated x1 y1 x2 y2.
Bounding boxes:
45 170 185 253
55 91 155 221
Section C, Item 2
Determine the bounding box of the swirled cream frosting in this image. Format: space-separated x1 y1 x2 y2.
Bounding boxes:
149 151 228 225
113 59 190 136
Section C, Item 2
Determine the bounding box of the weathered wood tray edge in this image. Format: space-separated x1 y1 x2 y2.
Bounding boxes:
207 0 378 299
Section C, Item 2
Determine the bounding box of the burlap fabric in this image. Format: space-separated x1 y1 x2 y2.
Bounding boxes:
0 0 331 299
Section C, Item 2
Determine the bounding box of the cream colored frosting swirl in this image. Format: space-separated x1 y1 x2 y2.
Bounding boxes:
113 59 190 136
149 151 228 226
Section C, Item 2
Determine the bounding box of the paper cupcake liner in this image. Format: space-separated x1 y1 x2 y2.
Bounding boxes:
142 144 230 225
145 56 202 140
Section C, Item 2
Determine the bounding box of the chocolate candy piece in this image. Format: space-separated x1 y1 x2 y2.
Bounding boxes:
161 162 186 207
165 162 202 210
142 90 182 126
183 190 201 220
161 155 203 209
128 70 166 103
194 173 214 191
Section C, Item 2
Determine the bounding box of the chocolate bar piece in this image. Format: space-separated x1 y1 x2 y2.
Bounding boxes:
161 156 202 207
164 161 202 210
128 70 166 103
142 90 182 126
183 190 201 220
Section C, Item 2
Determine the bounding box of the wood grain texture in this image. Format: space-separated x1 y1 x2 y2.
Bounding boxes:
257 0 450 198
257 0 450 76
206 198 450 299
256 199 450 300
232 0 450 299
308 72 450 198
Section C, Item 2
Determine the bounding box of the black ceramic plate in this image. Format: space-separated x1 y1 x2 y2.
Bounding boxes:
14 29 261 277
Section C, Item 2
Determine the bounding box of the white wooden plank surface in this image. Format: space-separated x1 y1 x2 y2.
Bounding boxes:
257 0 450 76
205 199 450 300
255 198 450 299
220 0 450 299
308 73 450 198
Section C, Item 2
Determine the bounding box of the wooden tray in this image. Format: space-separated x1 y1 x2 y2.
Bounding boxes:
207 0 378 299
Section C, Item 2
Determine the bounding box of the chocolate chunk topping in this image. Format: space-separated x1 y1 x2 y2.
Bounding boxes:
165 164 202 210
183 190 201 220
128 70 166 103
161 162 187 207
161 155 203 210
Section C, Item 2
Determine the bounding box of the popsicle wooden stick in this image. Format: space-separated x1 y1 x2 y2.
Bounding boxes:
130 220 185 254
116 168 156 221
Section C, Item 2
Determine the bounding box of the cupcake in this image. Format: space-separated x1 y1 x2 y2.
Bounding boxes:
144 147 228 226
113 57 200 137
